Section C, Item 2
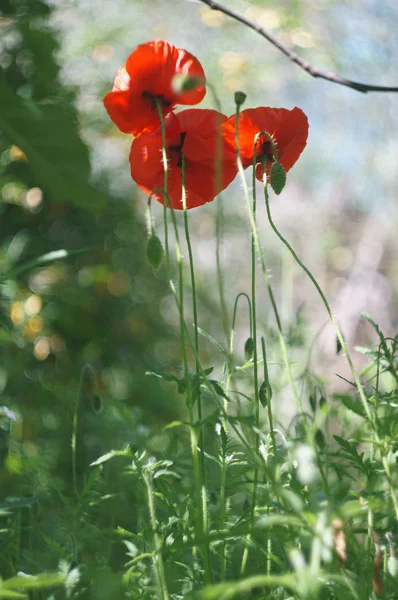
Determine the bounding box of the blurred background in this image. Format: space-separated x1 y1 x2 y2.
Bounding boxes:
0 0 397 587
48 0 398 406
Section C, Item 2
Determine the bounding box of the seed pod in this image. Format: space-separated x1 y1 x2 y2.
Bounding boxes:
234 91 247 107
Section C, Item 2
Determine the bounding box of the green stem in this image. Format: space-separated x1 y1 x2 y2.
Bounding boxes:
241 114 261 575
261 337 277 454
263 183 398 519
220 292 252 580
143 470 169 600
208 81 230 343
155 101 212 582
216 198 230 343
181 153 212 583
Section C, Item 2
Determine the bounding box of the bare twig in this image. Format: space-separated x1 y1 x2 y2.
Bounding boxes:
198 0 398 93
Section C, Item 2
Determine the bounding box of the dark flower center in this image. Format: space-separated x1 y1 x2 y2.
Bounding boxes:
142 90 172 109
258 139 274 163
168 132 187 168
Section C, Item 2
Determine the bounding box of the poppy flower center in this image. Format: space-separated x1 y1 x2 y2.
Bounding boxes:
142 90 172 109
168 132 187 168
256 138 274 163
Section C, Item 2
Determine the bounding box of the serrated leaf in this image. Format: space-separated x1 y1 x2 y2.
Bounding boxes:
164 420 187 430
90 449 130 467
208 380 229 401
333 435 366 472
153 469 181 480
334 393 367 418
145 371 182 385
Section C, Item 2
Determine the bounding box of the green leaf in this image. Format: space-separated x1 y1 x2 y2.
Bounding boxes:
0 496 39 511
315 429 325 449
197 327 230 360
334 393 367 418
0 591 26 599
90 449 131 467
197 574 295 600
145 371 182 385
2 572 64 591
164 420 187 430
0 75 106 211
336 334 344 354
0 248 92 281
208 380 229 401
333 435 366 472
269 161 286 195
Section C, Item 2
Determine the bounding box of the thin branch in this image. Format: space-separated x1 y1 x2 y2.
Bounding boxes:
198 0 398 93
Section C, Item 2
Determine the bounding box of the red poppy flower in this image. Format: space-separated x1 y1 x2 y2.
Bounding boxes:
223 107 308 182
104 40 206 136
129 109 238 209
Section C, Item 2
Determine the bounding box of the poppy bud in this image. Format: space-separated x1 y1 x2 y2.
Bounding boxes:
146 234 163 269
259 380 272 407
234 91 247 107
172 73 204 94
244 336 254 360
270 161 286 195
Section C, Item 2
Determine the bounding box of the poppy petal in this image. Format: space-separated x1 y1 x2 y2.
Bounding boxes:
224 106 308 179
179 109 229 163
130 114 181 202
105 41 206 136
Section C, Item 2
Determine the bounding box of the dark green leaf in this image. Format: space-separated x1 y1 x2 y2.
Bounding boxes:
334 393 367 418
0 75 106 211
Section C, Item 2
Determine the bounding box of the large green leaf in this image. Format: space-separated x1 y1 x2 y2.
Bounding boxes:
0 73 106 211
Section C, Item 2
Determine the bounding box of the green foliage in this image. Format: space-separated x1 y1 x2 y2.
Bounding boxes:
0 76 106 211
1 1 398 599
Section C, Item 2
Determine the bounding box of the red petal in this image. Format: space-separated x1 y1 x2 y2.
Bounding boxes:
103 90 136 134
126 40 206 106
173 48 206 105
104 41 206 136
224 107 308 178
129 114 181 202
178 109 228 162
269 107 308 172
